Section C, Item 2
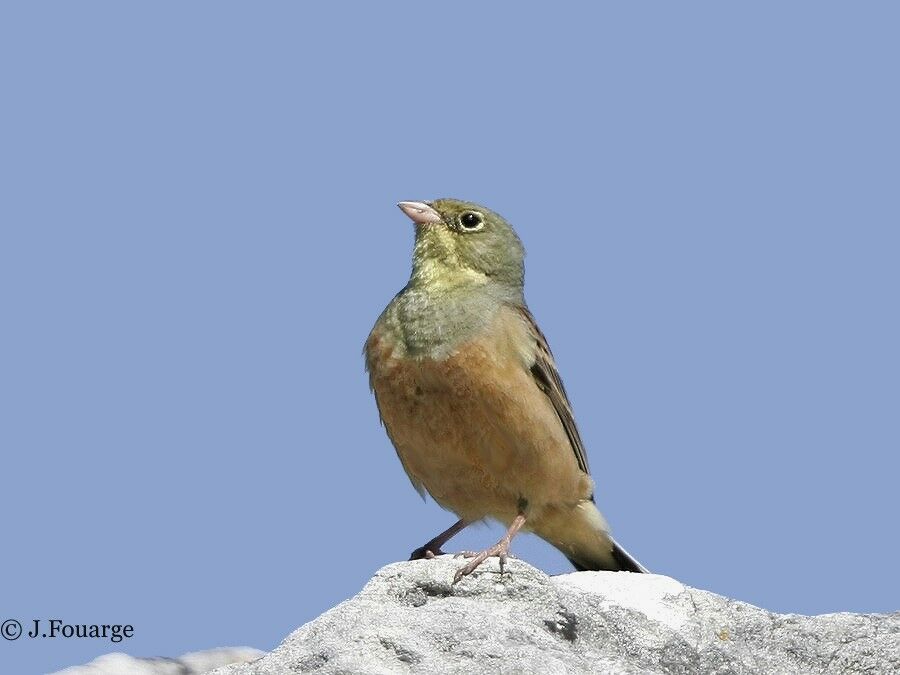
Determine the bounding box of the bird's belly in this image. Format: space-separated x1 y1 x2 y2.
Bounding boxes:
366 326 593 524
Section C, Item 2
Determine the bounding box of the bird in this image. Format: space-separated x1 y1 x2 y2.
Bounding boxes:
364 198 647 583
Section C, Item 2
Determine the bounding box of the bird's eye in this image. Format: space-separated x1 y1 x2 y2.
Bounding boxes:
459 212 484 231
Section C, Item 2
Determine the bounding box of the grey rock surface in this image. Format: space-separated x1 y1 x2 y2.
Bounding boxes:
209 557 899 675
53 647 264 675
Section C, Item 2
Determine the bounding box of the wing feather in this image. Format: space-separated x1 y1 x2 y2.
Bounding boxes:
516 306 592 478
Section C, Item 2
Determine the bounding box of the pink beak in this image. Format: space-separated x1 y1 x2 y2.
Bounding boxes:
397 201 442 225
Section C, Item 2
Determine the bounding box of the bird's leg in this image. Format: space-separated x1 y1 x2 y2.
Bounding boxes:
409 519 469 560
452 513 527 584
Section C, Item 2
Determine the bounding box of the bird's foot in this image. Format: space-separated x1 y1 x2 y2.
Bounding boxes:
453 549 517 560
453 550 479 559
409 546 447 560
452 539 514 584
408 520 470 562
451 513 527 584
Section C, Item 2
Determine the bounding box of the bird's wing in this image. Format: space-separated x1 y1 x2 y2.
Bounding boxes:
516 305 592 477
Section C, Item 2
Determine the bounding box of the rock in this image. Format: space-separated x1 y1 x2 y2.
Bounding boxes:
208 556 899 675
53 647 264 675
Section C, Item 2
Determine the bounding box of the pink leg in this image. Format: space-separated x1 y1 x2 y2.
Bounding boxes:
453 513 526 584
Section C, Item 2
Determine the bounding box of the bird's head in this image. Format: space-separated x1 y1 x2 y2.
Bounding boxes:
398 198 525 295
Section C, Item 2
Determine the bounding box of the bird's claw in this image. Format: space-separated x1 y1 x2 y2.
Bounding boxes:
452 541 513 584
409 546 446 561
452 550 479 559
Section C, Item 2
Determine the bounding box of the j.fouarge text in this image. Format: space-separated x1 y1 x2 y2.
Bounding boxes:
27 619 133 642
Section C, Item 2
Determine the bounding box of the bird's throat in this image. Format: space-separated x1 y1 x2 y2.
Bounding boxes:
387 283 500 359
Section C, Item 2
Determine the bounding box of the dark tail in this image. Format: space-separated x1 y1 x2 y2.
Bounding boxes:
610 536 649 573
533 501 650 573
567 535 649 573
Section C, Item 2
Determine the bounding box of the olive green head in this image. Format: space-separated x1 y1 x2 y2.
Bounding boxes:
397 198 525 292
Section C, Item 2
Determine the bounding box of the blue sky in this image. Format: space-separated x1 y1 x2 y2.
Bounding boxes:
2 3 898 673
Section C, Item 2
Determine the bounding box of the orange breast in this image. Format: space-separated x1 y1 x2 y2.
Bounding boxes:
365 306 593 524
